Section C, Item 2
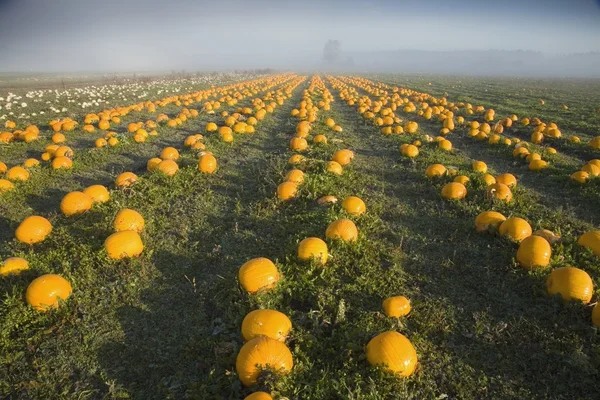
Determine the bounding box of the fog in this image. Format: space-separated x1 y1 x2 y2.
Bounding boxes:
0 0 599 77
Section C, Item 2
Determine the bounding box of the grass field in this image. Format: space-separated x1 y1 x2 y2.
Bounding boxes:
1 72 600 399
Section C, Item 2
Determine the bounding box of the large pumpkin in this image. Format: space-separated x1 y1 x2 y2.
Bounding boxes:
238 257 280 293
366 331 418 377
5 166 30 182
325 219 358 242
236 336 293 387
546 266 593 303
26 274 72 311
297 237 328 264
16 216 52 244
60 191 93 216
104 231 144 260
241 309 292 342
516 236 551 269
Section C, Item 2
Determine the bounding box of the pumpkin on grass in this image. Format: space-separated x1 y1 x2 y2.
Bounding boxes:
516 236 551 269
0 257 29 276
326 161 343 175
26 274 72 311
546 266 593 303
113 209 145 232
60 191 93 216
441 182 467 200
238 258 280 293
578 231 600 256
0 179 14 193
241 309 292 341
6 166 30 182
198 154 217 174
297 237 328 264
475 211 506 232
236 336 293 386
382 296 411 318
83 185 110 204
115 172 138 188
276 181 297 200
486 183 512 202
325 219 358 242
366 331 418 377
104 231 144 260
157 160 179 176
342 196 366 216
16 216 52 244
244 393 273 400
499 217 532 242
425 164 446 178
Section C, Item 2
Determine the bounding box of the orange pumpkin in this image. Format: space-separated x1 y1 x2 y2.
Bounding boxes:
241 309 292 342
276 181 298 200
83 185 110 204
115 172 138 188
15 216 52 244
113 209 145 232
236 336 293 387
499 217 532 242
516 236 551 269
325 219 358 242
546 266 593 303
238 258 280 293
297 237 328 264
60 191 93 216
26 274 72 311
198 154 217 174
382 296 411 318
366 331 418 377
104 231 144 260
0 257 29 276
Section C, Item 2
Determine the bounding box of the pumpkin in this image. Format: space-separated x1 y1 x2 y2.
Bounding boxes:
325 219 358 242
104 231 144 260
578 231 600 256
23 158 40 168
583 163 600 177
529 159 548 171
276 181 297 200
285 169 304 184
382 296 411 318
51 156 73 169
332 149 354 166
482 174 496 186
0 257 29 276
26 274 72 311
439 139 452 151
198 154 217 174
16 216 52 244
83 185 110 204
0 161 7 174
571 171 589 183
160 147 180 161
317 195 338 205
342 196 366 216
241 309 292 342
60 191 93 216
546 266 593 304
486 183 512 202
472 161 487 173
290 137 308 152
0 179 14 193
115 172 138 188
453 175 470 185
441 182 467 200
326 161 343 175
157 160 179 176
533 229 560 244
516 236 551 269
238 257 280 293
297 237 328 264
288 154 305 165
6 166 30 182
499 217 532 242
475 211 506 232
366 331 418 377
313 134 328 144
592 303 600 328
236 336 293 387
401 144 419 158
113 209 145 232
206 122 218 132
147 157 162 172
425 164 446 178
244 392 273 400
496 173 517 187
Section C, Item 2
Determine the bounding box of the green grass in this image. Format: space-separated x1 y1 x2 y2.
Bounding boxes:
2 73 600 399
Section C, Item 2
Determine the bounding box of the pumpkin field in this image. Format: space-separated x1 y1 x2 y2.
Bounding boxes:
2 72 600 399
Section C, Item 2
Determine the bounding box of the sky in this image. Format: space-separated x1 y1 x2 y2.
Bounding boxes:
0 0 599 72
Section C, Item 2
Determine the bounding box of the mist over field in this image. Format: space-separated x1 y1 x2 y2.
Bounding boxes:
0 0 599 76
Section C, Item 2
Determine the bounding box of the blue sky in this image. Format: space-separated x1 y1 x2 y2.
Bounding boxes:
0 0 598 71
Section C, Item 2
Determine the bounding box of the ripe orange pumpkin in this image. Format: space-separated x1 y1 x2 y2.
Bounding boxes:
198 154 217 174
83 185 110 204
516 236 551 269
104 231 144 260
60 191 93 216
147 157 162 172
325 219 358 242
160 147 180 161
113 209 145 232
285 169 304 184
290 137 308 152
26 274 72 311
382 296 411 318
499 217 532 242
342 196 366 216
472 161 487 173
297 237 328 264
441 182 467 200
51 156 73 170
366 331 418 377
288 154 305 165
0 179 15 193
578 231 600 256
496 173 517 187
486 183 512 202
546 266 593 303
241 309 292 342
157 160 179 176
115 172 138 188
6 166 30 182
236 336 293 387
475 211 506 232
326 161 343 175
276 181 298 200
244 392 273 400
0 257 29 276
238 257 280 293
332 149 354 166
571 171 589 184
425 164 446 178
15 216 52 244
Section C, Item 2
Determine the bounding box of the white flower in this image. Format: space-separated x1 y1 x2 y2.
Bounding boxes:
62 107 67 112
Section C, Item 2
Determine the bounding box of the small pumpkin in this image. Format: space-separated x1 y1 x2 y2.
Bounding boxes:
342 196 366 216
546 266 593 304
241 309 292 342
317 195 337 205
578 231 600 256
0 257 29 276
441 182 467 200
496 173 517 187
198 154 217 174
276 181 297 200
115 172 138 188
0 179 14 193
244 392 273 400
382 296 411 318
475 211 506 232
297 237 328 264
236 336 293 387
533 229 560 244
113 209 145 232
325 219 358 242
83 185 110 204
285 169 304 184
472 160 487 173
5 166 30 182
425 164 446 178
104 231 144 260
366 331 418 377
160 147 180 161
157 160 179 176
238 258 280 293
499 217 532 242
326 161 343 175
486 183 512 202
26 274 72 311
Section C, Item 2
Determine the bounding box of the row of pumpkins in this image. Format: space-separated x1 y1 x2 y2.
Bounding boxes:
0 76 307 315
1 74 301 196
235 76 418 400
329 75 600 329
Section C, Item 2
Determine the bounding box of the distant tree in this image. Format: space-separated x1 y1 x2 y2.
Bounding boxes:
323 40 342 64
